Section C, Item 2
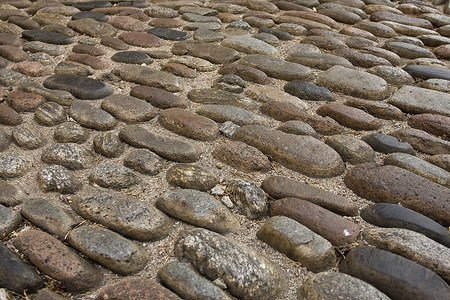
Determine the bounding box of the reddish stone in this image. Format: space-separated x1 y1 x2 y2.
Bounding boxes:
408 113 450 140
12 61 49 77
0 33 22 46
96 278 181 300
13 230 101 293
101 36 129 50
434 44 450 60
219 63 270 84
162 62 196 78
6 91 45 112
148 18 183 28
66 53 108 70
344 163 450 226
118 32 164 47
109 15 149 31
0 104 22 125
130 85 189 109
282 10 340 29
317 103 383 131
260 101 346 135
340 26 378 41
217 12 240 23
391 127 450 155
212 140 271 172
0 45 27 62
7 16 40 30
72 44 106 56
270 198 361 246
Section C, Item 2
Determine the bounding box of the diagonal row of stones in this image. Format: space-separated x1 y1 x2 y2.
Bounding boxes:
0 0 449 299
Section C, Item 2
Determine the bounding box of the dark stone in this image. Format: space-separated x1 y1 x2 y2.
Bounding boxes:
43 74 113 100
0 180 26 206
123 149 165 175
403 64 450 81
111 51 154 65
0 243 44 294
72 11 109 22
22 29 73 45
361 203 450 248
284 80 335 102
362 133 416 155
97 278 181 300
73 1 112 11
130 85 189 109
69 101 117 131
340 246 450 300
147 27 190 41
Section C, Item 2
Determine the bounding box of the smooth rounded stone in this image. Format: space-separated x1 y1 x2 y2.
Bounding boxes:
226 178 268 219
409 113 450 140
123 149 164 176
156 189 239 234
196 105 268 127
12 61 49 77
0 45 27 63
221 35 278 55
257 216 336 272
318 8 362 24
37 164 82 194
278 23 308 36
108 15 149 32
72 44 106 57
332 48 390 68
239 54 312 81
212 141 271 172
389 85 450 117
33 289 69 300
277 120 318 138
68 18 116 38
175 228 286 300
159 108 219 141
162 62 197 78
0 129 10 151
355 21 397 38
118 31 163 48
298 272 390 300
403 65 450 81
219 63 270 84
364 227 450 281
213 74 246 93
317 103 383 131
426 154 450 173
21 197 77 240
361 203 450 248
434 44 450 59
188 88 257 111
97 277 181 300
41 143 94 170
11 124 46 150
344 98 404 121
147 27 191 41
284 80 335 102
300 35 348 51
0 104 22 126
158 261 231 300
111 51 153 65
172 40 240 64
66 53 108 70
23 41 64 56
19 80 75 106
0 154 32 179
383 21 439 37
366 65 414 86
270 198 360 247
361 132 416 155
101 94 157 124
383 41 436 59
318 65 390 100
13 230 101 293
43 73 113 100
234 125 344 178
69 101 117 131
0 180 25 206
54 122 88 144
340 246 450 300
393 127 450 155
119 125 201 163
73 186 173 241
113 65 180 92
73 1 111 11
288 51 353 70
325 135 375 164
130 85 188 109
6 90 45 113
42 24 76 38
0 243 44 294
22 29 73 45
34 102 67 126
370 11 432 29
168 56 217 72
419 35 450 47
259 26 292 41
0 204 21 237
72 11 109 22
0 32 22 46
92 132 124 158
89 162 140 190
100 36 129 50
421 13 450 27
184 21 222 31
68 225 148 275
385 152 450 188
166 164 218 192
182 13 221 23
345 163 450 225
0 68 26 87
227 20 251 30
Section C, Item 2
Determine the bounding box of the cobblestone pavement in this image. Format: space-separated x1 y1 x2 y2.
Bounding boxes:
0 0 449 299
